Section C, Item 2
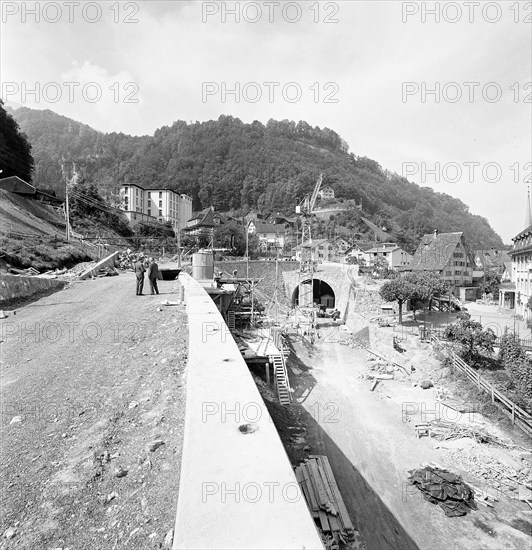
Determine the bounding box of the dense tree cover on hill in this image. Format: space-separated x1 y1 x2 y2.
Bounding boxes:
7 107 503 251
0 101 34 182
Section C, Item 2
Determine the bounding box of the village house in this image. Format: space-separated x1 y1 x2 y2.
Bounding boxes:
120 183 192 231
408 230 476 295
269 213 297 228
344 242 370 264
247 221 286 251
317 186 335 200
0 176 63 206
293 236 351 263
364 242 413 269
242 208 266 227
474 248 511 275
183 206 228 238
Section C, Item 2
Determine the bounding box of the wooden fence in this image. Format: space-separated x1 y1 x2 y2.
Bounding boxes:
494 335 532 351
431 336 532 438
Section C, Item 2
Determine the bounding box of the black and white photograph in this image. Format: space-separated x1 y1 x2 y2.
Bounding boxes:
0 1 531 549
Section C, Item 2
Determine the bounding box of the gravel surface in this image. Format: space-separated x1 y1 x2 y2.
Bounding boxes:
0 272 188 549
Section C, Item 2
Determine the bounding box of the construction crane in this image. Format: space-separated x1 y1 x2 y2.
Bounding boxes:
294 173 323 341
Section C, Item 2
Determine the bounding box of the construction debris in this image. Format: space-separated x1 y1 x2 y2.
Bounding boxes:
295 455 356 547
95 266 119 278
428 420 513 447
442 444 532 498
366 348 410 376
7 266 40 276
408 465 477 517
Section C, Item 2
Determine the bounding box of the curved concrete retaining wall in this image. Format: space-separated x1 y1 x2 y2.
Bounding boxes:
173 273 323 550
0 274 66 304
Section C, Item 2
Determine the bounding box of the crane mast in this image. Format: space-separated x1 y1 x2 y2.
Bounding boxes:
295 173 323 341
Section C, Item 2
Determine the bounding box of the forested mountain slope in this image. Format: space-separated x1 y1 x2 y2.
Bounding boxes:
8 106 504 251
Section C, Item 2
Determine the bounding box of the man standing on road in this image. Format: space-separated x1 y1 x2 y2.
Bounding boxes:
147 257 159 295
134 256 146 295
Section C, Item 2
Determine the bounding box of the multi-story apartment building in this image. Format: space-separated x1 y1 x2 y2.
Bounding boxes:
120 183 192 232
507 225 532 320
364 243 413 269
408 231 475 291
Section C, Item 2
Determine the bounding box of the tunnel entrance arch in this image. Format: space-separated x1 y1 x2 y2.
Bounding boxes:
292 279 336 308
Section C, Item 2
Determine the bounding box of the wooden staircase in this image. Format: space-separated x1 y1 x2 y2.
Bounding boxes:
270 327 292 406
271 353 291 405
227 309 235 331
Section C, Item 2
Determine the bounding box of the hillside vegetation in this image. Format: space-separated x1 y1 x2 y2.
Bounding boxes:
8 107 504 252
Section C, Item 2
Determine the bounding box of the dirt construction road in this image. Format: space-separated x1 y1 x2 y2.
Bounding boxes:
290 331 531 550
0 272 188 549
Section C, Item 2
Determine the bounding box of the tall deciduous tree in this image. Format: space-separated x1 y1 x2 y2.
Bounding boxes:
380 276 416 323
411 271 450 311
0 100 34 182
444 318 496 363
214 222 246 256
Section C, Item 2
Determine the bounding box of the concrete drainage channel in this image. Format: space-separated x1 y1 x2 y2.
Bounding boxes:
173 273 324 550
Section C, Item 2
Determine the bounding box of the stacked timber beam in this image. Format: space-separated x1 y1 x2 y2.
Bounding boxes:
295 455 355 548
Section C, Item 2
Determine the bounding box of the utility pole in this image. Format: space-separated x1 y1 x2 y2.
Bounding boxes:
177 226 181 268
65 182 70 241
245 221 250 279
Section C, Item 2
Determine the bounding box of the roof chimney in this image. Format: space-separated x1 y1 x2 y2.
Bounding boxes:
433 229 439 238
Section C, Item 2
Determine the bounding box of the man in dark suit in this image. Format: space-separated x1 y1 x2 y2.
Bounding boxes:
134 257 145 295
147 257 159 295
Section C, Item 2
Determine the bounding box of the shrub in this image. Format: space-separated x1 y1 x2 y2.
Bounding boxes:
498 331 532 411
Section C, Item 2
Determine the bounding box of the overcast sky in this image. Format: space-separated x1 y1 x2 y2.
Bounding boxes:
1 1 530 242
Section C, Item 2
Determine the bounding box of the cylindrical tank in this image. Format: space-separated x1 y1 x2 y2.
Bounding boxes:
192 251 214 280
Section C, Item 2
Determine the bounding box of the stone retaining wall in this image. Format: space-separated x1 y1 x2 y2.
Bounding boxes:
0 274 66 304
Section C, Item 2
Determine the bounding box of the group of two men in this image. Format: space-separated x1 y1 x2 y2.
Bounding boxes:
134 257 159 296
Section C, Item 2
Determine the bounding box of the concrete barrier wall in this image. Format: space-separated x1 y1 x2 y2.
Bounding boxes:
173 273 323 550
79 251 120 279
0 274 66 304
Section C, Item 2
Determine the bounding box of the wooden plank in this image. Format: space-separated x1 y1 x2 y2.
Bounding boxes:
299 466 316 511
296 468 315 515
317 455 355 532
318 509 330 532
308 459 329 507
311 456 350 532
300 464 319 512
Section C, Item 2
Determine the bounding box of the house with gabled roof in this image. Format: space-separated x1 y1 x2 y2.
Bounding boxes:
344 242 370 264
474 248 511 274
183 206 228 237
247 220 286 250
408 230 475 290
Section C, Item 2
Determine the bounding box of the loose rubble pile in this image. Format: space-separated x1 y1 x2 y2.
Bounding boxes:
338 334 369 349
428 419 512 446
408 464 477 517
441 445 532 501
117 249 151 270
